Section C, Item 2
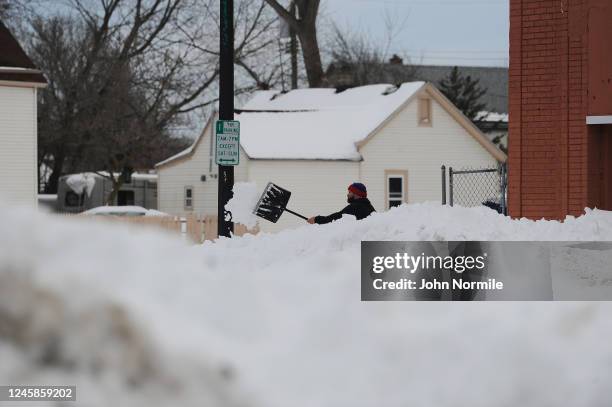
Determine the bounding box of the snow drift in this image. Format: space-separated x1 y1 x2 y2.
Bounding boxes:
1 202 612 407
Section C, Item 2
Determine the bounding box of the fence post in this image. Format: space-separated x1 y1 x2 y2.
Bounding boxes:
449 167 454 207
441 165 447 205
500 163 507 215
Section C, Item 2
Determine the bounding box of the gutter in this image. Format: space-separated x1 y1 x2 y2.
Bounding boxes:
0 67 43 74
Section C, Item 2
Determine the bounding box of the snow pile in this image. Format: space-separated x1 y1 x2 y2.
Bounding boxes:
1 202 612 407
81 206 169 217
225 182 260 228
66 173 96 197
0 210 246 407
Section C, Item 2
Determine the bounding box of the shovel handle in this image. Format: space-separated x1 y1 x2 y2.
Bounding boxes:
285 208 308 221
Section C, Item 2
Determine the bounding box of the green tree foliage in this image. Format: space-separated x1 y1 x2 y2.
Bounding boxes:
438 66 487 121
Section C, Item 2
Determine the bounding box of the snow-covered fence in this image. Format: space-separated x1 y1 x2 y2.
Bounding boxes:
443 164 507 214
57 213 259 243
183 215 259 242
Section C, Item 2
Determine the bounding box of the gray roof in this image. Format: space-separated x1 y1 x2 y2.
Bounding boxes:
327 63 508 114
411 65 507 114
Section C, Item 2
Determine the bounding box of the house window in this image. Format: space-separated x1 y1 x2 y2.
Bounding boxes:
385 170 408 209
184 186 193 210
418 98 432 126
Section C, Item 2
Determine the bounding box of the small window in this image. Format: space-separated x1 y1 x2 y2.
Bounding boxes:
418 98 432 126
388 177 404 208
184 186 193 210
385 170 408 209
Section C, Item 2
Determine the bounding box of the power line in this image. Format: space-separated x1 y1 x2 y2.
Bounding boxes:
407 55 507 60
402 49 508 55
353 0 507 5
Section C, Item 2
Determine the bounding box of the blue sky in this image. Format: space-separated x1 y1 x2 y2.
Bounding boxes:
321 0 509 67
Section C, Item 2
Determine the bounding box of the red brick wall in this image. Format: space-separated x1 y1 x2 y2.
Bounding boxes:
587 0 612 115
508 0 608 219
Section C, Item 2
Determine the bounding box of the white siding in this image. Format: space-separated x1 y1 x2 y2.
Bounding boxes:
159 133 359 233
157 89 501 233
359 91 499 211
157 118 250 216
0 86 37 207
248 160 359 233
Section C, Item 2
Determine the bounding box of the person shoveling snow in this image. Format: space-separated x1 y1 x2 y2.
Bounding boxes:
307 182 376 225
252 182 375 226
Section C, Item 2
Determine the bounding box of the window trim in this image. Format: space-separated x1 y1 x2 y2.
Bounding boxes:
184 186 194 211
385 170 408 210
418 97 432 127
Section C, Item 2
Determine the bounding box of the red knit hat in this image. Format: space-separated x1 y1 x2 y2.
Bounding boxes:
348 182 367 198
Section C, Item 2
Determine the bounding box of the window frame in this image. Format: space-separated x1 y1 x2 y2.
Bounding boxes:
184 186 194 210
418 97 433 127
385 170 408 209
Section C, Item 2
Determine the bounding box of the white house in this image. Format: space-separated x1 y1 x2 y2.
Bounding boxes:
156 82 506 233
0 21 46 206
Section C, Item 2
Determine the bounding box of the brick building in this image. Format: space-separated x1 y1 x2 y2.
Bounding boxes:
509 0 612 219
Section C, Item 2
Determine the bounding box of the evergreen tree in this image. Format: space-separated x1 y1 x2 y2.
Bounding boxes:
438 66 487 121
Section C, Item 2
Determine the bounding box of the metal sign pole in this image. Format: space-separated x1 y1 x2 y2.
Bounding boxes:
449 167 454 207
441 165 447 205
501 163 507 215
218 0 234 238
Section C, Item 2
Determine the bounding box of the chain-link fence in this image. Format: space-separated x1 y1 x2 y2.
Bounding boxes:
441 164 507 215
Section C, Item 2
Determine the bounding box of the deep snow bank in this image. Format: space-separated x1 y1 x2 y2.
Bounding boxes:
1 203 612 407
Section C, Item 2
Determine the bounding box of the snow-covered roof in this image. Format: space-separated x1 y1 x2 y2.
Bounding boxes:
237 82 425 160
476 111 509 123
156 81 506 166
61 171 158 183
156 144 198 167
157 83 427 166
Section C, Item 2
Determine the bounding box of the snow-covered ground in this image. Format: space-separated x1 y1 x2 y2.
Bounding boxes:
1 202 612 406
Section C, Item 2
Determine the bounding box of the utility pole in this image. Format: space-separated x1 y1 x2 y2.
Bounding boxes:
289 1 298 89
218 0 234 238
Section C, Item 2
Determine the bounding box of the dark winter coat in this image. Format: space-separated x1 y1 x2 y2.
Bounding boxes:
314 198 376 225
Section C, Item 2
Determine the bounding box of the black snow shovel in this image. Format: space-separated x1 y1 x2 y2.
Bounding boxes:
253 182 308 223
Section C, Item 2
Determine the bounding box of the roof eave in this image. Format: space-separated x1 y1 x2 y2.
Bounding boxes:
0 79 47 88
246 156 362 162
155 113 217 169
